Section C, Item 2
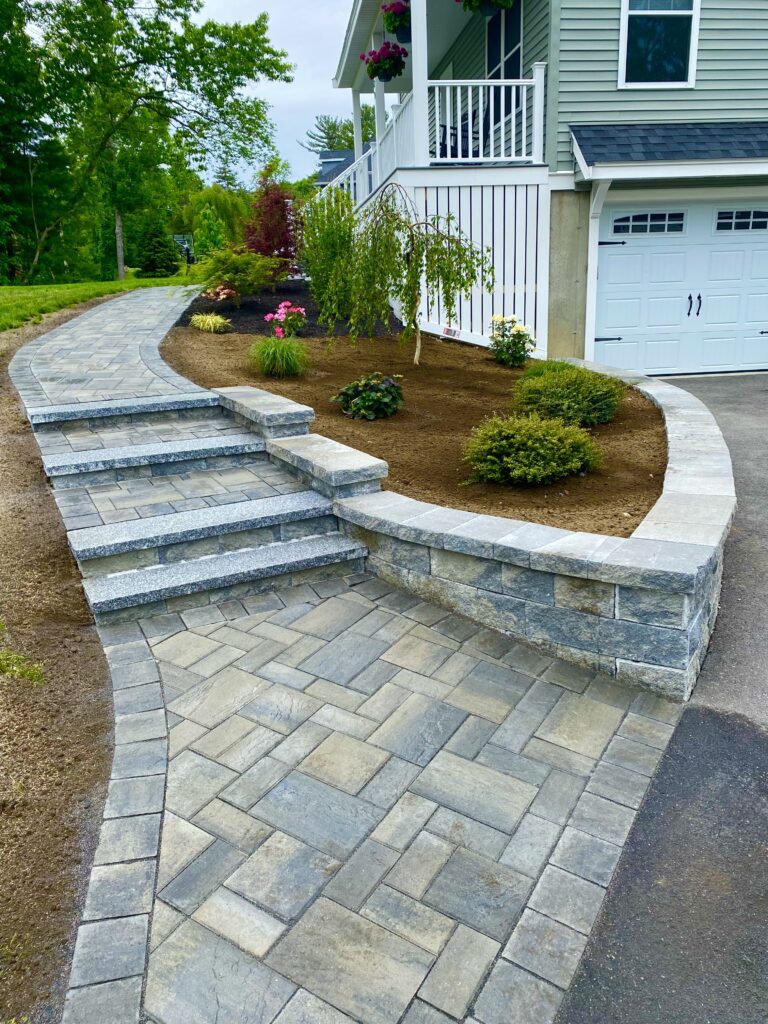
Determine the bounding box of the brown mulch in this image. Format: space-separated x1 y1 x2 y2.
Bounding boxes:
0 300 114 1024
164 283 666 538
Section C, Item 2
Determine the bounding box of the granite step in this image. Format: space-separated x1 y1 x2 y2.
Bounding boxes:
43 434 266 483
28 391 218 427
83 533 368 614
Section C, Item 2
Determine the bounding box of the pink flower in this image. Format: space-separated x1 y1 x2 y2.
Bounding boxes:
264 313 274 321
274 326 285 338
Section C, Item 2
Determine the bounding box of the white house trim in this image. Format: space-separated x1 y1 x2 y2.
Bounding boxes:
574 154 768 183
617 0 702 90
584 180 612 363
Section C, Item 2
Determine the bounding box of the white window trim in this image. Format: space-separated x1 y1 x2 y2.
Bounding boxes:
617 0 702 90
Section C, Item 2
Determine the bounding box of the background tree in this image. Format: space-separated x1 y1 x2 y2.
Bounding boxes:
135 224 179 278
194 205 228 259
301 107 377 153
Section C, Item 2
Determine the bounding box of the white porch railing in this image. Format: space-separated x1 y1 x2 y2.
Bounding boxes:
428 76 543 164
333 94 415 208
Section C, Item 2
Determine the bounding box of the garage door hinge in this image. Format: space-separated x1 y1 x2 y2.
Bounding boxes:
595 337 623 342
598 240 627 246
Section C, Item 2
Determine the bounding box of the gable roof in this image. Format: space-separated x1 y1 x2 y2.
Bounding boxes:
571 121 768 166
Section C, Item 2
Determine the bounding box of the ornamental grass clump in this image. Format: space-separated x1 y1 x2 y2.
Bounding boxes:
489 314 535 367
249 336 309 378
189 312 231 333
332 372 404 420
463 413 602 486
514 363 626 426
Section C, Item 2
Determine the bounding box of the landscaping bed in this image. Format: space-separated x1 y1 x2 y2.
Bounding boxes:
0 303 112 1024
164 281 667 538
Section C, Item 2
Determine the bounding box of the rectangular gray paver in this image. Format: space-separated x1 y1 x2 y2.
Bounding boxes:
426 807 509 860
417 924 499 1018
62 976 142 1024
69 915 149 988
473 959 563 1024
160 838 245 915
503 908 587 989
369 694 467 767
193 886 286 957
324 839 400 911
362 885 455 955
550 826 622 888
528 865 605 935
385 831 454 899
299 732 390 794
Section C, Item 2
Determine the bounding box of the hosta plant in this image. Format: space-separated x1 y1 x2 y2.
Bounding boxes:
332 372 404 420
249 336 310 378
189 312 231 333
489 314 535 367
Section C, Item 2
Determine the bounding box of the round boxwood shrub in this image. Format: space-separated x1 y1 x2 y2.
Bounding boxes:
514 364 626 426
332 372 404 420
521 359 575 378
249 336 309 378
463 412 602 486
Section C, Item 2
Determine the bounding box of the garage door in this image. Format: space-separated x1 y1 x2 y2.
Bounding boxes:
595 201 768 374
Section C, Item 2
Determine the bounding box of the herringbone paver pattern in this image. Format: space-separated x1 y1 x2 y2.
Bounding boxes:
97 573 680 1024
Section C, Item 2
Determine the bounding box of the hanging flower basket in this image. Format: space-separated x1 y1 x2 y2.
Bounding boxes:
455 0 516 16
382 1 411 44
360 40 408 82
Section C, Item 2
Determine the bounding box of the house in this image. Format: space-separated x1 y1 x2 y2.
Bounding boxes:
317 144 374 186
330 0 768 375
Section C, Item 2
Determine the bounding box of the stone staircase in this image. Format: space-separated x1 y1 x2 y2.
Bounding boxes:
32 389 376 621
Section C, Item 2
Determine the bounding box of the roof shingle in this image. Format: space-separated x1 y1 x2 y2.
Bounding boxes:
571 122 768 166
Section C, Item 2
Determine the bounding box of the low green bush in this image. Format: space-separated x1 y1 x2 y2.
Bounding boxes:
202 247 285 305
514 363 626 426
463 412 602 486
249 336 309 378
332 372 404 420
189 312 231 333
521 359 575 378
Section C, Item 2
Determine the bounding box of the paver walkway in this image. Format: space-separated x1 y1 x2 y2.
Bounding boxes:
8 289 683 1024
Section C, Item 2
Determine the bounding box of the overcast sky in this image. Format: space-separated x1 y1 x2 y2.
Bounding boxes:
201 0 355 179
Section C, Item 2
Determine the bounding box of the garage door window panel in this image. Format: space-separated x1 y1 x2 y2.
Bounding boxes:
619 0 701 89
716 210 768 232
613 211 686 235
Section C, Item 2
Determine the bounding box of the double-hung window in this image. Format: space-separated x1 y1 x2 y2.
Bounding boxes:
619 0 701 89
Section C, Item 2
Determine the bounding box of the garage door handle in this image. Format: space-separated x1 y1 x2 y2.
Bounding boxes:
696 294 702 317
687 294 693 317
595 337 623 342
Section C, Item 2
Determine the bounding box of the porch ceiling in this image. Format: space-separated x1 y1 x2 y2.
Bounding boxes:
334 0 473 94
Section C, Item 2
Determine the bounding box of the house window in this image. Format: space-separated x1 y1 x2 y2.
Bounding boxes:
716 210 768 232
619 0 701 89
486 2 522 121
613 212 686 234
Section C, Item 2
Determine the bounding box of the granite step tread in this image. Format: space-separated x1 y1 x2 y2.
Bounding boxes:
69 491 333 559
83 533 367 612
43 434 265 477
29 392 217 426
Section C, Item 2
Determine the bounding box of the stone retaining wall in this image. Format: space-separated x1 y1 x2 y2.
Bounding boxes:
211 369 735 701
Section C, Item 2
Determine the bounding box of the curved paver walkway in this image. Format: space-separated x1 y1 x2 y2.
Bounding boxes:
9 289 682 1024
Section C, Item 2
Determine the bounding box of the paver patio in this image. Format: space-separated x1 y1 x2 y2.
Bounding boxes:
8 289 682 1024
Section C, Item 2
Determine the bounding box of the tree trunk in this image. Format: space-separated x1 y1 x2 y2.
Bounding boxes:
115 208 125 280
413 322 422 366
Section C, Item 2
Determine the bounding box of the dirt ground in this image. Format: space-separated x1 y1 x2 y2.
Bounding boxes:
0 300 113 1024
164 282 666 537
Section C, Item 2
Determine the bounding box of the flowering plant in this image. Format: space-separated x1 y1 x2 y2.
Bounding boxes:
489 313 536 367
382 1 411 35
360 40 408 81
202 284 238 302
264 299 307 338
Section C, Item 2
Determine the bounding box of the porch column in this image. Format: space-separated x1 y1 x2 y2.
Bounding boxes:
352 89 363 159
532 63 546 164
584 180 612 362
410 0 430 165
374 78 387 143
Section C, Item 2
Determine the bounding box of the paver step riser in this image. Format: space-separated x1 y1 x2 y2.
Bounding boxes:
51 452 270 489
35 405 229 435
93 555 368 624
26 391 219 427
83 533 368 613
80 516 340 577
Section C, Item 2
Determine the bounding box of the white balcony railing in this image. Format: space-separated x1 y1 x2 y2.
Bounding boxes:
333 94 414 208
428 76 543 164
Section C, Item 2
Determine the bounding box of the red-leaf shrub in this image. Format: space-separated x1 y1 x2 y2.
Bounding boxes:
245 168 297 280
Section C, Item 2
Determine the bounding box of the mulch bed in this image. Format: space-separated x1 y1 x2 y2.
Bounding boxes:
0 301 113 1024
166 281 666 538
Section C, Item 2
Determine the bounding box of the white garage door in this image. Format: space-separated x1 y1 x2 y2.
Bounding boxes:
595 200 768 374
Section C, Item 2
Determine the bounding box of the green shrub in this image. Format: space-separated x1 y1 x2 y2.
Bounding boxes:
514 364 626 426
135 224 180 278
332 372 404 421
522 359 575 378
463 413 602 486
202 247 285 305
249 336 309 378
489 314 536 367
189 312 231 333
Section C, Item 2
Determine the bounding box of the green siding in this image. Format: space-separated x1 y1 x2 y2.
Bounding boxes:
523 0 550 73
555 0 768 170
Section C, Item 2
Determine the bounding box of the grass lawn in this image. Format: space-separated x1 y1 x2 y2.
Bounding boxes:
0 272 197 332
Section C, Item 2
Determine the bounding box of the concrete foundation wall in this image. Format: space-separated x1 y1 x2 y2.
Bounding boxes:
548 190 589 359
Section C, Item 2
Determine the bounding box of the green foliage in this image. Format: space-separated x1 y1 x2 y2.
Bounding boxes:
0 624 44 686
515 364 626 426
521 359 575 378
302 108 377 154
135 225 180 278
189 313 231 334
194 205 228 259
463 413 602 486
300 188 356 324
202 247 284 305
302 183 494 365
249 336 310 378
489 314 536 367
332 372 404 421
177 184 252 247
